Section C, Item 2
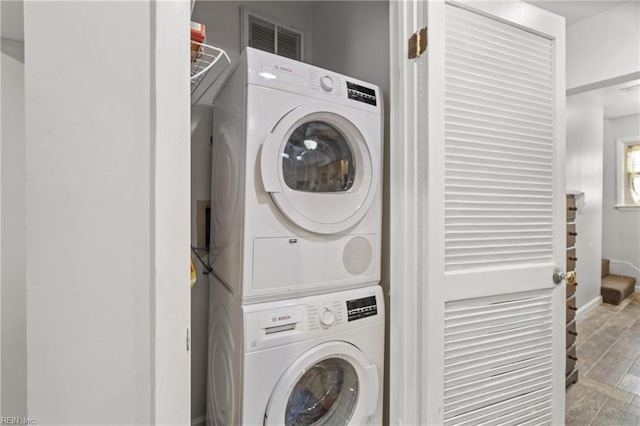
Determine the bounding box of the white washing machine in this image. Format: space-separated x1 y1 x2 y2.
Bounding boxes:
207 275 384 426
211 47 383 303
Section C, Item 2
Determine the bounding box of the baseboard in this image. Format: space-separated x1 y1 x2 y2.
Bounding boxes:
576 295 602 322
191 415 207 426
608 259 640 291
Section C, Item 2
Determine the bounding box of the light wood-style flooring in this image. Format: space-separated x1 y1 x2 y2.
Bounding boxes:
566 292 640 425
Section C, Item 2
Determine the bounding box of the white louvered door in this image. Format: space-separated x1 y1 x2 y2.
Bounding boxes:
389 1 566 425
437 2 566 425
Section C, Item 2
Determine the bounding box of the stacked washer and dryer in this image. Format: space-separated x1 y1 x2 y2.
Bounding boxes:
207 47 384 425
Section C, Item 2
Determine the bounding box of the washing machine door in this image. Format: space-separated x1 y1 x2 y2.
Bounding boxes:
261 103 377 234
264 341 379 426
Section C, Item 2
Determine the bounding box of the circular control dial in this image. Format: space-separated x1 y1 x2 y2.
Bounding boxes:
320 75 334 92
320 308 335 327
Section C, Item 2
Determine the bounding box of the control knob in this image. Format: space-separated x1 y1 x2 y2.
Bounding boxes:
320 308 335 327
320 75 334 92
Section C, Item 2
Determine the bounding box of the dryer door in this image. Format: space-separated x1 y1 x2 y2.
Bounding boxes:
264 341 379 426
261 103 377 234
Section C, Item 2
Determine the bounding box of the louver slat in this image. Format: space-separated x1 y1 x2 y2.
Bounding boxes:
448 390 551 425
446 67 552 98
447 88 552 117
277 27 301 60
446 47 552 82
445 7 552 51
247 13 302 61
248 15 276 54
447 25 552 64
443 289 554 425
444 4 554 272
447 108 553 132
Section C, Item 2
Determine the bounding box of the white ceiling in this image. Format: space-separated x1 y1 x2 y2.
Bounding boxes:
600 80 640 119
524 0 629 25
525 0 638 119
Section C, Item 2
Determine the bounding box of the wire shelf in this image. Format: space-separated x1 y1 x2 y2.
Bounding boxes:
191 42 230 94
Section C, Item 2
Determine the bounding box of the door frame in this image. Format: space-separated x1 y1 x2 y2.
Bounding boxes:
388 0 430 423
152 0 192 424
389 1 566 424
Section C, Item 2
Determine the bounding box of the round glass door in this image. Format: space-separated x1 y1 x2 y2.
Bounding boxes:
285 358 359 426
264 342 379 426
261 103 378 235
282 121 356 194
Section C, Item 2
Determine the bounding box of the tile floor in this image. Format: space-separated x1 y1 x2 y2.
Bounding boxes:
566 292 640 425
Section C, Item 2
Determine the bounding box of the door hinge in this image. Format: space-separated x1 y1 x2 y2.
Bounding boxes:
408 27 428 59
186 327 190 353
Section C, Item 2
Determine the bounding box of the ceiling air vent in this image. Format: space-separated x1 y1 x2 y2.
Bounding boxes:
243 8 303 61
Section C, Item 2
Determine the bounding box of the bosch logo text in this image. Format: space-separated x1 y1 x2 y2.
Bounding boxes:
274 65 293 73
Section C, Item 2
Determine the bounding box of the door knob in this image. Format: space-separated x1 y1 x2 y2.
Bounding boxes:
553 266 565 284
553 267 576 284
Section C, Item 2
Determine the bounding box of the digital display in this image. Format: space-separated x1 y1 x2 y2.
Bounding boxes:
347 82 377 106
347 295 378 322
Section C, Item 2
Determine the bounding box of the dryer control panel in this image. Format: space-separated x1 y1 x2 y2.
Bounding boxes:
346 82 377 106
308 69 345 99
246 47 381 115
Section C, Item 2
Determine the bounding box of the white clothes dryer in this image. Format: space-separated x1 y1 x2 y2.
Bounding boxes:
210 47 383 303
207 275 384 426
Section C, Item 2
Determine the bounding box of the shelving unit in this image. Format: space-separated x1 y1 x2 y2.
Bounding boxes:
566 193 579 387
190 41 230 94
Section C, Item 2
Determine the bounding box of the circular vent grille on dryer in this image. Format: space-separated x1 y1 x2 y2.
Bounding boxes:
343 236 373 275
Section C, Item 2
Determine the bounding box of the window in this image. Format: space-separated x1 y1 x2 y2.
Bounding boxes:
242 8 304 61
616 137 640 209
627 144 640 204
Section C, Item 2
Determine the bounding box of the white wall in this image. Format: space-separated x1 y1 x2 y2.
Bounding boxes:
603 114 640 286
310 1 390 422
191 1 314 106
24 2 160 423
0 37 26 419
567 2 640 93
190 2 315 422
566 93 604 309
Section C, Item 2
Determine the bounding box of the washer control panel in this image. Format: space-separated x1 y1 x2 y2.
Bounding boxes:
308 299 345 331
347 295 378 322
320 308 335 326
245 285 383 352
306 292 380 334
